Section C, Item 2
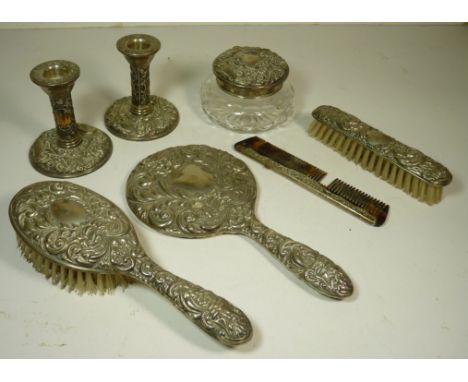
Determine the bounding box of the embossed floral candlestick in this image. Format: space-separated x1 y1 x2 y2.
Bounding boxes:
105 34 179 141
29 60 112 178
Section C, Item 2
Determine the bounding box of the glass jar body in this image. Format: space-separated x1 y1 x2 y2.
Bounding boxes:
200 75 294 133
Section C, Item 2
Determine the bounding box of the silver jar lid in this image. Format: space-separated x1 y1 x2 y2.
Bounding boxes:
212 46 289 98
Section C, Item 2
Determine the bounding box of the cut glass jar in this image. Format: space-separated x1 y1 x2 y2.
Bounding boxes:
200 46 294 133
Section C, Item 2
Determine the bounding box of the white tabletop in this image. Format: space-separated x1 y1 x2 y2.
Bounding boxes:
0 24 467 358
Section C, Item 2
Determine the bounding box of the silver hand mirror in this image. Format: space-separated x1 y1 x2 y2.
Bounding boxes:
9 181 252 346
126 145 353 299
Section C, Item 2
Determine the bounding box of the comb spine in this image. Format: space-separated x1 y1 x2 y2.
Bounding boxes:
235 137 388 226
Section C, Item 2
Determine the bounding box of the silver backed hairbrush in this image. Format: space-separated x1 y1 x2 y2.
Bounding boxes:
9 181 252 346
309 105 452 205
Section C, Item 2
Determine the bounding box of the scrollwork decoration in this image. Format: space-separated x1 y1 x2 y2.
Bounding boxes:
126 145 353 299
9 181 252 346
312 105 452 186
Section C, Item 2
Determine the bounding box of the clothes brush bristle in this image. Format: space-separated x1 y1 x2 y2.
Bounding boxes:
309 121 442 205
16 235 130 295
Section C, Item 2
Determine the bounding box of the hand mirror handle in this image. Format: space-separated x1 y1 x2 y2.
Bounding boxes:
243 216 353 299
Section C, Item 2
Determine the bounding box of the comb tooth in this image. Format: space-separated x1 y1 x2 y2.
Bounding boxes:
327 179 341 193
329 180 360 207
327 179 342 194
309 169 325 182
328 179 387 212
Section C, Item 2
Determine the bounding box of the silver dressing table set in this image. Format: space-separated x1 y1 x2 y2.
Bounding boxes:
8 32 452 347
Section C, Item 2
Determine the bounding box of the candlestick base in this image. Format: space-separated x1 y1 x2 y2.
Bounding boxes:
29 124 113 178
104 95 179 141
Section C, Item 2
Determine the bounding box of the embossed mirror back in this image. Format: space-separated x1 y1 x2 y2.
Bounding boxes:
126 145 354 299
126 145 257 238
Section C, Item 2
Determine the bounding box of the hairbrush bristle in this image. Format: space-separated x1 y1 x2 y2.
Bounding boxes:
16 235 130 294
309 121 443 205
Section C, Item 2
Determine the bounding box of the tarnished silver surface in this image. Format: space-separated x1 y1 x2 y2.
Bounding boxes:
9 181 252 346
312 105 452 186
29 124 112 178
105 34 179 141
126 145 353 300
105 96 178 141
29 60 112 178
213 46 289 98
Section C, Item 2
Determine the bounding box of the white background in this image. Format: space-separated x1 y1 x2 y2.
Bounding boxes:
0 23 467 358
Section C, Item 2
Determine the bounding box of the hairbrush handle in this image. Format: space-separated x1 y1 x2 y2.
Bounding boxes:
126 258 252 346
243 217 353 299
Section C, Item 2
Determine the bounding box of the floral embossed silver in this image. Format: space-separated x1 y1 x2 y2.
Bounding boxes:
126 145 353 300
104 34 179 141
201 46 294 132
9 181 252 346
29 60 112 178
312 105 452 186
213 46 289 97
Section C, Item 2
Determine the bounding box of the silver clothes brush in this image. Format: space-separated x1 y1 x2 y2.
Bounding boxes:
309 105 452 205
